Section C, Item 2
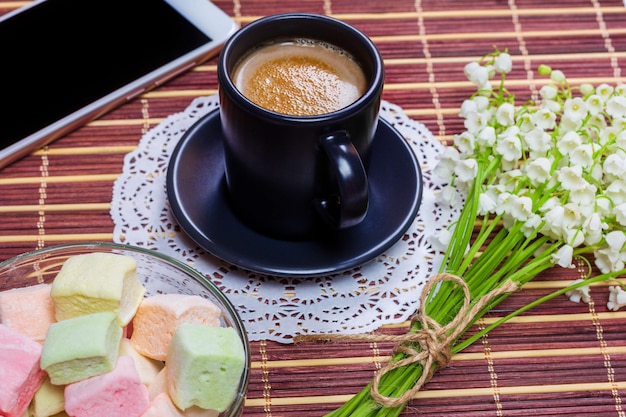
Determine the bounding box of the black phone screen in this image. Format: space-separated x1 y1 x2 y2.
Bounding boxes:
0 0 211 147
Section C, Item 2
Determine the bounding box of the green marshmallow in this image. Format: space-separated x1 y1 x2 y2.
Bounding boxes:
166 324 245 412
40 312 122 385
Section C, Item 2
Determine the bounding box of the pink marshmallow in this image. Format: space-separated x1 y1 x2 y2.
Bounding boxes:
143 393 218 417
0 324 46 417
142 393 185 417
64 355 150 417
0 283 56 344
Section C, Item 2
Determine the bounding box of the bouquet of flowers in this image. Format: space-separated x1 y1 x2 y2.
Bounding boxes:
321 49 626 417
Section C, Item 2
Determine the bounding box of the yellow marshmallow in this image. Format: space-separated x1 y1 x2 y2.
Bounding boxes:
50 253 145 326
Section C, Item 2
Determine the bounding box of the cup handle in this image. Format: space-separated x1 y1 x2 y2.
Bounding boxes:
315 132 369 230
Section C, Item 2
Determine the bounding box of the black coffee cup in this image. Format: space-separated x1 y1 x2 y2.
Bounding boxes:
217 13 384 240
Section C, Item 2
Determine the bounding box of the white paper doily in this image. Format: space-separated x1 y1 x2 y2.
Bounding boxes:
110 95 457 343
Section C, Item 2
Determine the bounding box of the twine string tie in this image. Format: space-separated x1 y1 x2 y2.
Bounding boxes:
295 273 519 408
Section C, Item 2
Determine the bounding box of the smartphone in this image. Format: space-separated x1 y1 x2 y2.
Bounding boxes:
0 0 238 168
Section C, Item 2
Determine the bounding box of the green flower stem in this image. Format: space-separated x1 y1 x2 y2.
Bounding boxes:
324 225 562 417
455 268 626 353
324 53 626 417
324 265 624 417
457 213 503 277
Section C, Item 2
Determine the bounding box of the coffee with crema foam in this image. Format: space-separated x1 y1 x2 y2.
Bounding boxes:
232 39 367 116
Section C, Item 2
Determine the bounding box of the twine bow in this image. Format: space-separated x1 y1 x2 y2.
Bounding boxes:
294 273 519 408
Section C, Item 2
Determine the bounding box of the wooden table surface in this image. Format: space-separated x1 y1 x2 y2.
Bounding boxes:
2 1 626 416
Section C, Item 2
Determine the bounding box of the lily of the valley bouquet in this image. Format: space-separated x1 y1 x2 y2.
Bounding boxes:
322 49 626 417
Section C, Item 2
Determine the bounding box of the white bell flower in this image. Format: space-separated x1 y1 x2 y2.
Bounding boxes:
616 129 626 150
565 228 585 248
562 203 583 230
495 127 522 162
606 179 626 205
509 195 534 221
596 83 614 102
539 85 558 100
595 196 612 218
454 159 478 183
607 286 626 311
590 162 604 185
582 212 607 245
463 61 480 81
478 192 497 216
580 83 595 96
532 108 557 130
517 113 535 132
595 246 626 274
494 53 512 73
585 94 604 116
569 144 596 168
557 165 586 191
569 182 597 207
541 205 565 239
465 62 489 87
594 231 626 273
495 192 514 216
606 230 626 252
556 130 582 155
477 80 493 96
606 95 626 118
588 113 608 131
473 95 490 112
453 131 476 155
521 214 542 237
524 127 551 153
498 169 523 192
429 228 452 253
563 97 588 124
476 126 496 147
496 102 516 126
526 157 553 185
459 99 478 118
612 115 626 131
539 196 561 213
614 203 626 226
434 147 460 179
600 124 623 146
439 184 460 206
463 110 490 134
540 98 562 113
552 244 574 268
565 279 590 303
603 153 626 179
550 70 566 83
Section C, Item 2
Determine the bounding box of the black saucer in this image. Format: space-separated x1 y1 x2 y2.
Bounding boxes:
166 109 423 277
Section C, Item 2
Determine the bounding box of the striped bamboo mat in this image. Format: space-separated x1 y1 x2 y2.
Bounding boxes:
2 1 626 415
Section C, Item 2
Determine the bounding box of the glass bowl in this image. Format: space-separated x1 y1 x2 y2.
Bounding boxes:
0 241 250 417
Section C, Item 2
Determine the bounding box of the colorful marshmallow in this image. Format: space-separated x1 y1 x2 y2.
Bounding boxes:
40 311 122 385
0 324 46 417
118 338 164 386
1 251 246 416
29 377 65 417
64 355 150 417
50 252 146 326
130 293 221 361
167 324 246 412
0 283 55 344
147 367 169 401
142 393 217 417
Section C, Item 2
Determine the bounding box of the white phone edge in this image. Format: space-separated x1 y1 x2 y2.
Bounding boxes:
0 0 239 169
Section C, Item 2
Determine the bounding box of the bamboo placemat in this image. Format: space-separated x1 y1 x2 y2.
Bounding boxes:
2 1 626 415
